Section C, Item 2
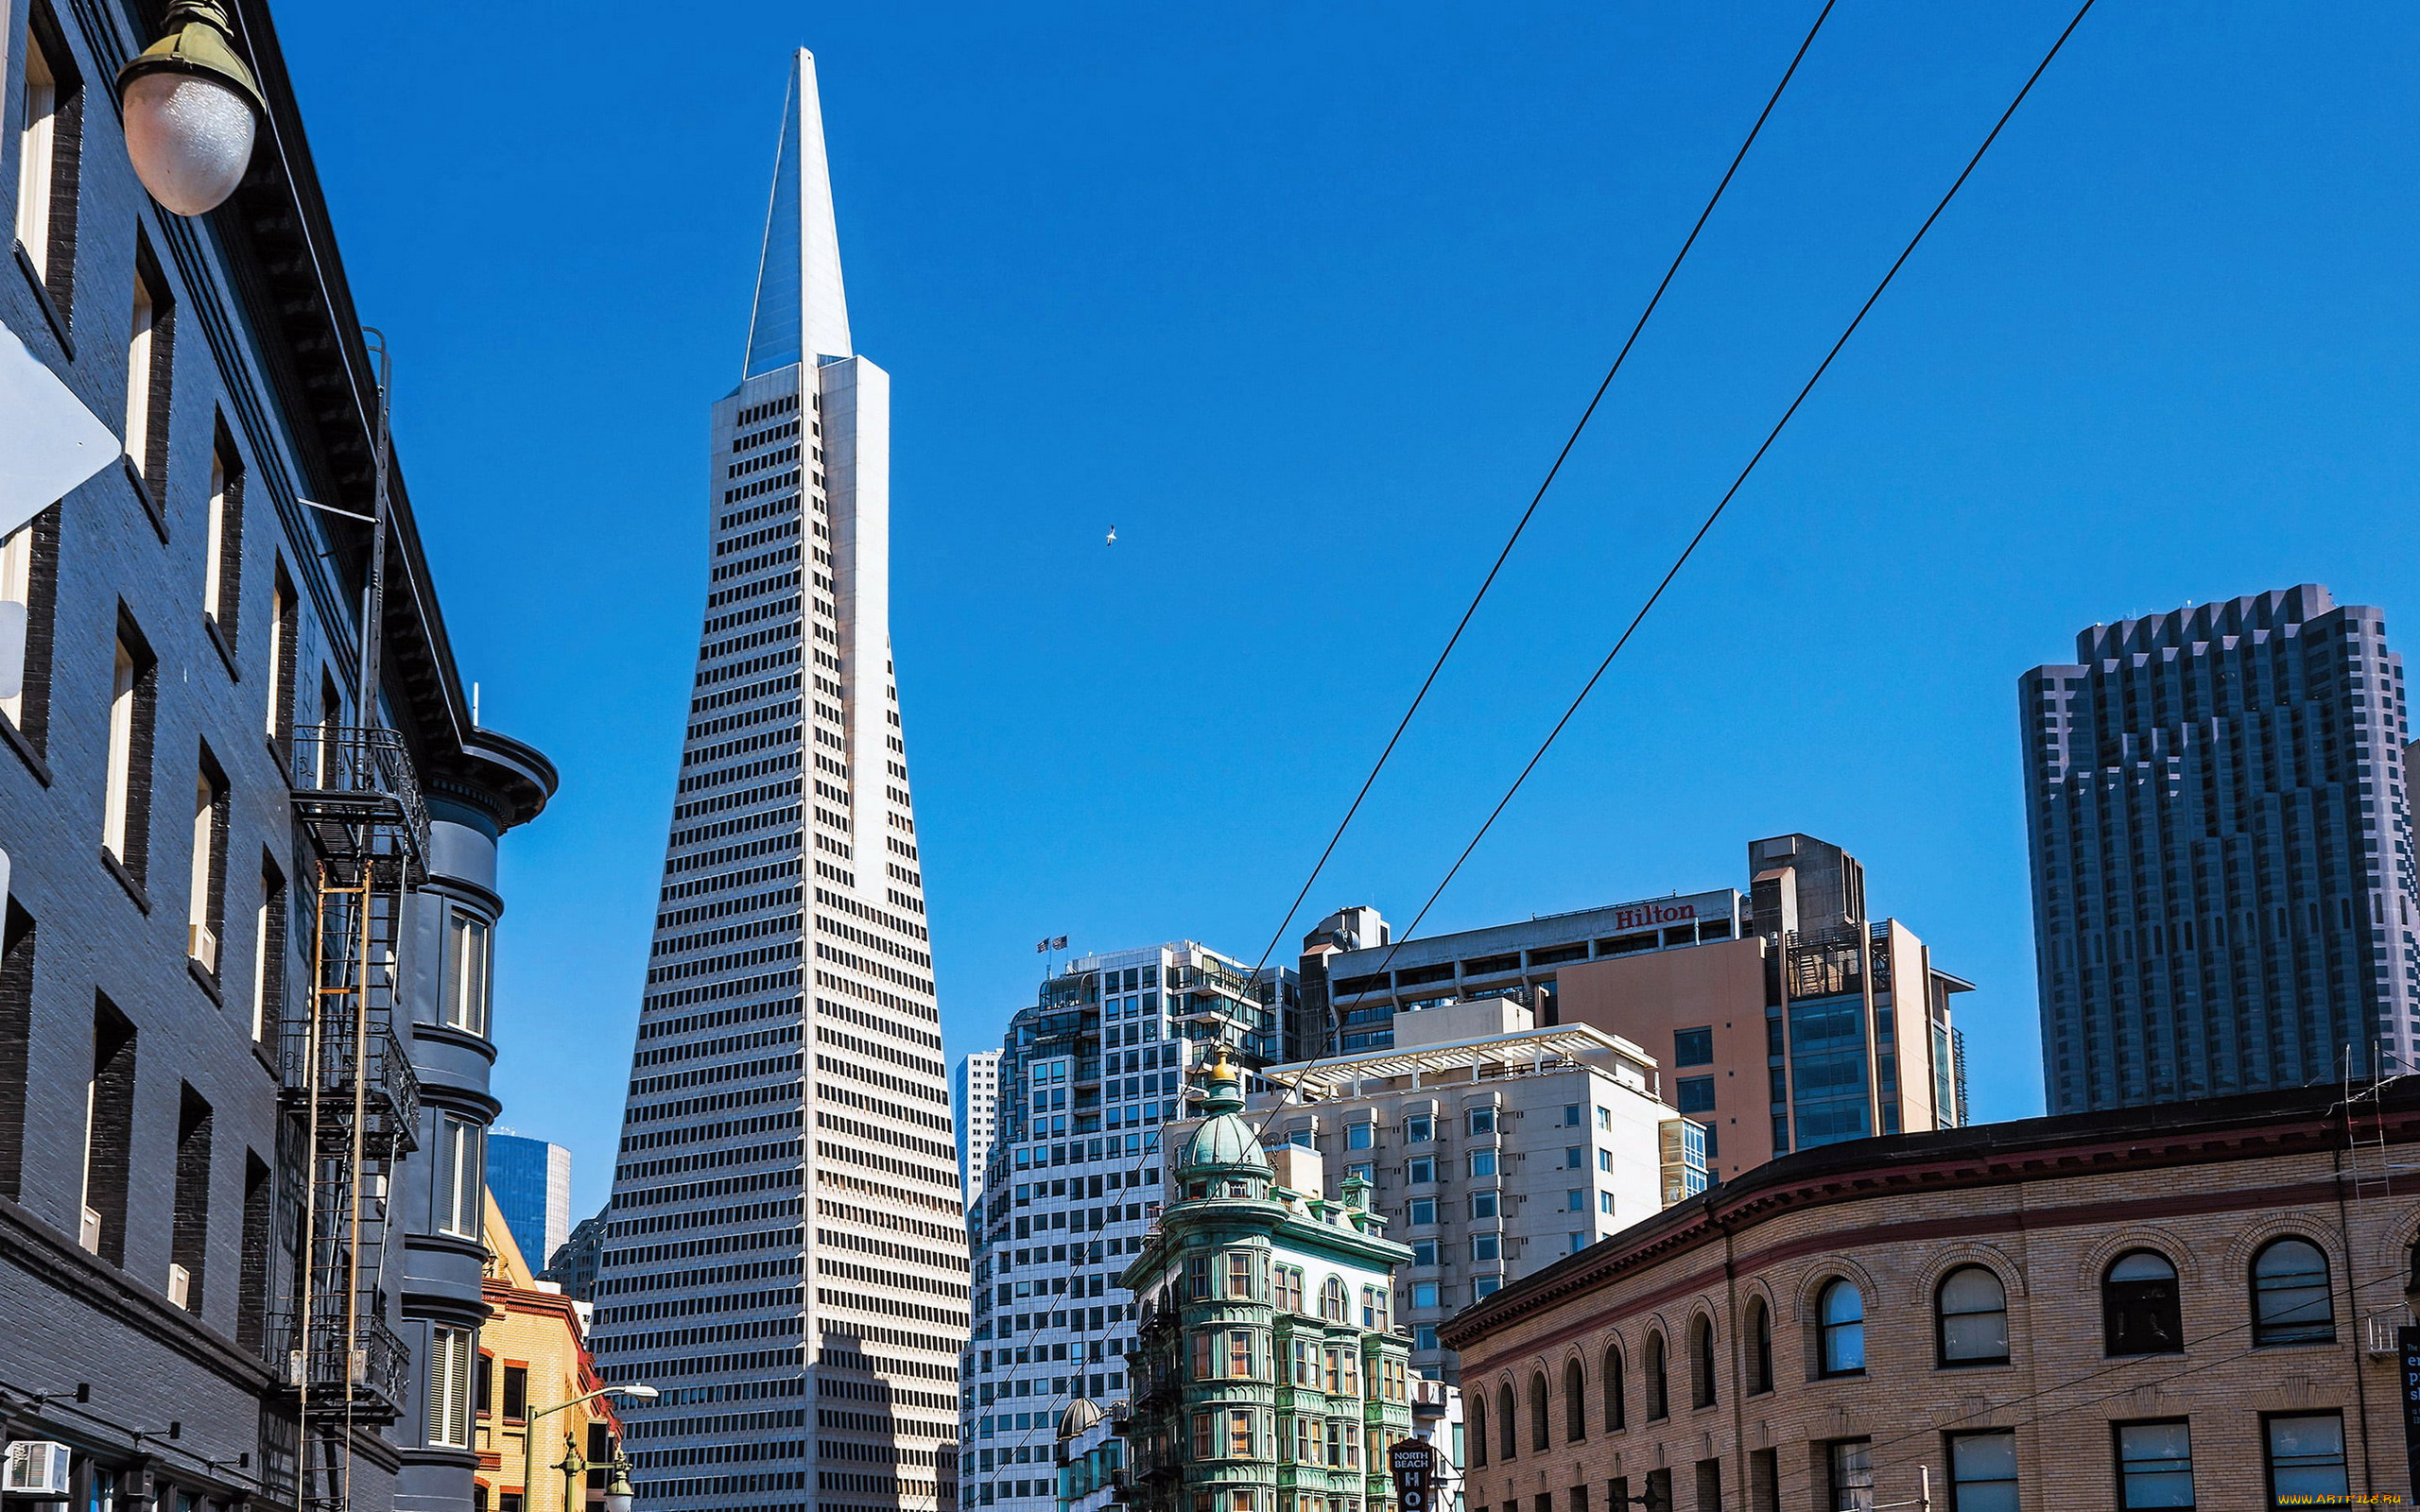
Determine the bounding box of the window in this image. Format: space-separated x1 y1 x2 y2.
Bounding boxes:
435 1114 482 1238
1563 1358 1585 1441
1273 1264 1305 1314
1469 1149 1498 1177
202 436 243 635
1676 1076 1716 1115
1496 1383 1515 1461
1470 1191 1499 1220
187 759 227 975
103 628 157 878
2250 1238 2334 1345
1346 1121 1374 1150
427 1325 475 1448
1600 1343 1624 1429
1745 1297 1773 1395
251 860 286 1043
1674 1027 1714 1066
1405 1113 1433 1143
1473 1233 1500 1263
1468 1107 1495 1136
1360 1285 1389 1330
1321 1275 1349 1321
126 250 174 501
1936 1266 2010 1366
81 996 135 1262
1224 1248 1254 1299
1290 1337 1317 1385
439 912 493 1034
1474 1274 1502 1298
0 903 34 1202
1410 1281 1441 1309
1323 1346 1359 1398
1825 1440 1874 1512
1528 1372 1548 1452
1817 1280 1865 1376
1407 1197 1437 1225
1565 1146 1583 1169
1598 1149 1613 1173
1189 1256 1212 1298
14 16 78 311
501 1363 527 1419
2263 1413 2346 1506
268 571 296 742
236 1154 270 1352
1563 1104 1582 1125
1694 1460 1721 1512
1567 1189 1585 1211
0 507 60 747
1688 1315 1716 1409
1644 1332 1668 1420
1945 1432 2015 1512
169 1086 211 1309
1409 1238 1437 1266
2114 1420 2193 1509
2103 1250 2182 1356
1225 1329 1253 1379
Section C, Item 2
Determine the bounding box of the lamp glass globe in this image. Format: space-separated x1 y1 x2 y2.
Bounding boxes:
122 71 254 215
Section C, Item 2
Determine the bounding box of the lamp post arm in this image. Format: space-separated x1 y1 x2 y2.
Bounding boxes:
524 1389 614 1512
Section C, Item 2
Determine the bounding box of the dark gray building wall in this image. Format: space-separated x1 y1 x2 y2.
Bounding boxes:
2023 585 2419 1113
0 5 553 1510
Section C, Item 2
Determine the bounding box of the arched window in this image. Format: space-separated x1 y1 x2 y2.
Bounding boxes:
1688 1315 1717 1409
1528 1372 1549 1452
1745 1297 1774 1395
1644 1332 1668 1420
1936 1265 2011 1366
2102 1250 2182 1356
1496 1383 1516 1462
1564 1358 1586 1441
1321 1276 1350 1322
1471 1395 1488 1468
1817 1280 1865 1377
2252 1238 2335 1345
1602 1344 1626 1431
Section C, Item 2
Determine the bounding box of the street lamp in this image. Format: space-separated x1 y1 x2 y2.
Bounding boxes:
603 1452 638 1512
523 1383 656 1512
115 0 265 215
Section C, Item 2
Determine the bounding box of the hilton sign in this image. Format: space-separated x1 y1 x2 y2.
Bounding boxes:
1607 900 1698 933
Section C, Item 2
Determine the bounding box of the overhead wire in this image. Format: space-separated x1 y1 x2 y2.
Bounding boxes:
969 6 1850 1474
1256 0 2101 1144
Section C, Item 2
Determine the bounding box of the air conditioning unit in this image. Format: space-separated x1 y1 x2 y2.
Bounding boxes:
2366 1315 2411 1358
78 1206 101 1254
166 1263 192 1309
188 924 218 973
4 1440 72 1497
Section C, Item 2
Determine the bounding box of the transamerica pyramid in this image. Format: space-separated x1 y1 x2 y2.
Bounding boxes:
593 50 967 1512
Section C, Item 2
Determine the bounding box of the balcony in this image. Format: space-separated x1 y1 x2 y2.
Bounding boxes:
287 725 430 879
280 1022 421 1158
274 1310 411 1422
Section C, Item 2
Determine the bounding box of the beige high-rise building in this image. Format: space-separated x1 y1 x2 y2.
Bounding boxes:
594 50 964 1512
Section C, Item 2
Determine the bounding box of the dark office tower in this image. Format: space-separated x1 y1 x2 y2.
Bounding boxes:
594 51 963 1512
2023 586 2419 1113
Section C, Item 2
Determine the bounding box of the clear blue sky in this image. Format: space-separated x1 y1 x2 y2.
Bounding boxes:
278 3 2420 1218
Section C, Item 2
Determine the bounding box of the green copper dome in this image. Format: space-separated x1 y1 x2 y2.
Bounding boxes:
1178 1052 1270 1179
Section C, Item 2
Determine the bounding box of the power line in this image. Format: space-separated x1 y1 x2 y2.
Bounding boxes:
968 9 1853 1469
1324 0 2100 1002
1237 0 1841 997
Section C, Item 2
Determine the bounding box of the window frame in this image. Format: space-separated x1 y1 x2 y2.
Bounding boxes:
1944 1429 2017 1512
2261 1411 2348 1508
1935 1264 2012 1367
441 909 493 1036
2112 1418 2194 1511
1817 1279 1866 1378
2102 1249 2184 1357
2249 1237 2335 1346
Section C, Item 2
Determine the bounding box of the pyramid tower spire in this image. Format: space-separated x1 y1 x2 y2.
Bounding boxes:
743 47 853 377
596 51 959 1512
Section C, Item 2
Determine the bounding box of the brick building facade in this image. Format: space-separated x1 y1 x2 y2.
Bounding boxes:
1440 1084 2420 1510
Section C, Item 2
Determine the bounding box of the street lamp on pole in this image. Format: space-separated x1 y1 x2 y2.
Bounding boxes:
522 1383 655 1512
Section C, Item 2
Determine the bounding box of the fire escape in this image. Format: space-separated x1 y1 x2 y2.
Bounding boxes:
275 723 427 1512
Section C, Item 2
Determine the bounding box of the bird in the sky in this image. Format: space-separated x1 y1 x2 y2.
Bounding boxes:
1106 525 1117 545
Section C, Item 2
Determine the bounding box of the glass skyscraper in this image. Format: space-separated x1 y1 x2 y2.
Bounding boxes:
2023 585 2418 1111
